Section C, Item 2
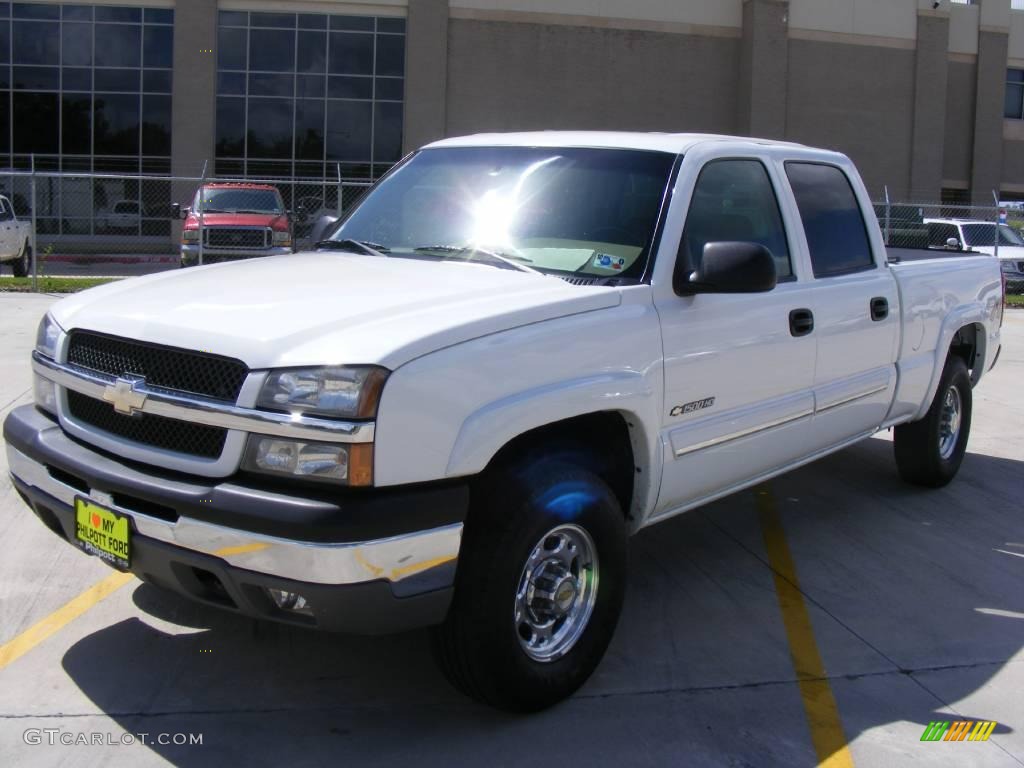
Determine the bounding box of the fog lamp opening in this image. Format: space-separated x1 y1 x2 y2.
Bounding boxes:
266 587 312 615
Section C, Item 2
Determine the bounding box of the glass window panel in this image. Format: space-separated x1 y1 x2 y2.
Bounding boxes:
13 2 58 20
328 75 372 99
247 98 293 158
95 68 139 92
0 96 8 153
247 159 292 178
143 25 172 68
142 94 171 155
1005 83 1024 120
13 66 60 90
218 10 247 26
295 99 324 160
62 156 91 171
0 20 8 63
13 21 59 64
144 8 173 25
373 101 402 163
215 158 244 176
340 162 372 179
218 71 246 95
94 156 139 173
250 72 293 97
298 13 326 30
331 15 373 31
377 18 406 34
251 12 295 28
216 97 245 156
329 32 373 75
143 69 171 92
62 4 91 20
296 74 324 98
93 93 140 155
375 34 404 76
95 6 140 23
62 94 91 153
0 69 7 89
13 93 58 152
218 27 247 70
375 77 403 100
61 21 91 65
1007 69 1024 84
296 161 325 178
250 28 294 72
326 100 371 161
297 30 326 72
95 24 140 67
63 67 91 90
0 2 8 17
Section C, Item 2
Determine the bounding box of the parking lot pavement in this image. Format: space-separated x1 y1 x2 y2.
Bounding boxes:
0 292 1021 767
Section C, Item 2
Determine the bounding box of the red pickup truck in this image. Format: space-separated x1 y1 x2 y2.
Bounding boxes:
175 183 293 267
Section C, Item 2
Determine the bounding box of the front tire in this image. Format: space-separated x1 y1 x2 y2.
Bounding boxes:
894 355 972 487
431 462 627 712
11 241 30 277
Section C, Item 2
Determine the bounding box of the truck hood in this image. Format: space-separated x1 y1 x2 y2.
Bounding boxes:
49 252 620 370
188 212 290 230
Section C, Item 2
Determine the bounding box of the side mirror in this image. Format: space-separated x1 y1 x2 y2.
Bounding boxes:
674 242 777 295
170 203 182 219
946 237 961 250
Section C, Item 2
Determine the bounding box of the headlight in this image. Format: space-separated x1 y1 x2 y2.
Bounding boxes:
257 366 388 419
33 373 57 415
1000 260 1015 273
182 228 200 242
36 314 60 359
272 230 292 246
242 438 373 486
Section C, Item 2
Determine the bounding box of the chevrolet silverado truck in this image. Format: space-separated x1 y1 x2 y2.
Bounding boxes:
4 133 1004 712
174 182 293 267
0 193 32 277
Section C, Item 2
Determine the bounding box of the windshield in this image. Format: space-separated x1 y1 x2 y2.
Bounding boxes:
194 188 283 214
326 146 676 278
961 223 1024 247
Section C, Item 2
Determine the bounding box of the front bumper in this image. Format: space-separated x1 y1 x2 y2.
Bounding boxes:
180 244 293 265
4 405 467 634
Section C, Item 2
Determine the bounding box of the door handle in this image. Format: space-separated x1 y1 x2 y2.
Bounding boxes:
789 308 814 337
870 297 889 321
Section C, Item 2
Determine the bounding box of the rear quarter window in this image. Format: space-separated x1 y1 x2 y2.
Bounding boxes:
786 162 875 278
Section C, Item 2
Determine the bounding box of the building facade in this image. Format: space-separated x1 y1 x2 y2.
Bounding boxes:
2 0 1024 205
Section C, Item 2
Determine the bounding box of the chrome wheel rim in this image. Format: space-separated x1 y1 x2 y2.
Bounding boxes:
514 523 599 663
938 385 962 460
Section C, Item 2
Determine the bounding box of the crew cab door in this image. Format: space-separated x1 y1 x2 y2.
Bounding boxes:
782 162 899 450
0 197 15 259
650 150 819 519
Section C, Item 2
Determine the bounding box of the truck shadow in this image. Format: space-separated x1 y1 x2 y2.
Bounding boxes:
60 437 1023 766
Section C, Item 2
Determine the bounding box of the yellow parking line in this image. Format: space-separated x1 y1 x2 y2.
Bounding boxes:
757 486 855 768
0 571 134 671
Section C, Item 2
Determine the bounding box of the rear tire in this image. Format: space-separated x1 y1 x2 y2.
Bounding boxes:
431 462 627 712
894 355 972 488
11 241 29 278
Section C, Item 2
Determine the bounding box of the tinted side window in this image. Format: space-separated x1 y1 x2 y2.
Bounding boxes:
786 162 874 277
680 159 792 279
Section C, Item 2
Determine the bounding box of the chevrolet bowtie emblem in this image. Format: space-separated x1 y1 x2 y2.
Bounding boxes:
103 376 147 416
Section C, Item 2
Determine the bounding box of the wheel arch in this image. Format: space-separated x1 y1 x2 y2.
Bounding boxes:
915 311 989 422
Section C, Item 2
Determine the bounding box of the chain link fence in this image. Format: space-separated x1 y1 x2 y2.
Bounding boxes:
0 161 374 285
872 193 1024 294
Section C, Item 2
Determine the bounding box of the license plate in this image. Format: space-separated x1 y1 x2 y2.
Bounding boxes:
74 497 130 569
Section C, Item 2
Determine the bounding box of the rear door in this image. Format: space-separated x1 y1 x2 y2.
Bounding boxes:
0 197 14 259
652 148 819 517
782 161 900 450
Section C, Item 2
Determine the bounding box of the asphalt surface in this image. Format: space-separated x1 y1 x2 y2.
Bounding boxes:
0 291 1022 767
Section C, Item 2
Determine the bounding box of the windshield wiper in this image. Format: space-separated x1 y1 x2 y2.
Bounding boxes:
412 245 537 273
198 208 228 213
315 239 390 257
232 209 281 215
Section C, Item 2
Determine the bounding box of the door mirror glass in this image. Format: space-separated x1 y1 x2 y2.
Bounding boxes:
946 237 961 250
676 241 778 295
170 202 182 219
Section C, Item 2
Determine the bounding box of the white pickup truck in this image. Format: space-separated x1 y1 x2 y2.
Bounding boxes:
4 133 1004 712
0 194 32 277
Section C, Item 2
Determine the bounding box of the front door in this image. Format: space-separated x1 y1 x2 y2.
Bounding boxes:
652 154 819 518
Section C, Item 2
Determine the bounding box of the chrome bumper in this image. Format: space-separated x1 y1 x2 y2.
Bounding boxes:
7 443 462 586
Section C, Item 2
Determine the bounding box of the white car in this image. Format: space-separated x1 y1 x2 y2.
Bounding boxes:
0 194 33 277
6 132 1004 712
924 218 1024 292
97 200 142 233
